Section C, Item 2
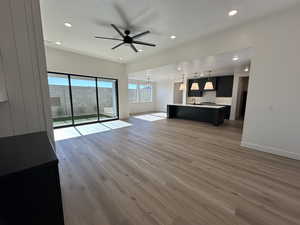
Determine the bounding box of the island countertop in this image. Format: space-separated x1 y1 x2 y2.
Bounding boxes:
167 104 226 126
167 104 226 109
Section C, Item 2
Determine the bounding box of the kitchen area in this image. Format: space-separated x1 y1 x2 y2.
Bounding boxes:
168 73 248 126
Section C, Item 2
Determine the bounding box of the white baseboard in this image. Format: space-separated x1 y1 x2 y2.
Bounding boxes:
241 141 300 160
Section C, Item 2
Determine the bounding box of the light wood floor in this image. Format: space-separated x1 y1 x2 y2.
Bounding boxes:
56 118 300 225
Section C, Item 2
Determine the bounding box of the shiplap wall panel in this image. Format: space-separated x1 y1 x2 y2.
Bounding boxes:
31 0 54 144
0 52 8 102
0 50 12 137
0 0 53 144
11 0 43 132
24 0 45 131
0 0 28 135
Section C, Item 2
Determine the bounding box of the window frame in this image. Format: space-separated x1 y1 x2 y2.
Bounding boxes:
138 81 153 103
128 80 153 104
48 71 119 129
128 81 139 103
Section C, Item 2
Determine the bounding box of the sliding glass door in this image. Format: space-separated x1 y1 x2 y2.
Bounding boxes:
70 76 98 125
48 74 73 127
98 79 118 121
48 72 119 128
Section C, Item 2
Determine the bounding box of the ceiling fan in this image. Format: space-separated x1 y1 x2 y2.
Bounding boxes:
95 24 156 53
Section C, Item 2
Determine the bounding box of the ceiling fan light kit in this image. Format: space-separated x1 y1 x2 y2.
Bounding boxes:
95 24 156 53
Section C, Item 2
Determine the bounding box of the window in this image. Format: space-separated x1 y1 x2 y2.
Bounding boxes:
48 72 119 128
128 83 138 103
128 80 153 103
139 83 152 103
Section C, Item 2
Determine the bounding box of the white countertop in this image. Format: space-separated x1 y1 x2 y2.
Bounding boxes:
168 104 226 109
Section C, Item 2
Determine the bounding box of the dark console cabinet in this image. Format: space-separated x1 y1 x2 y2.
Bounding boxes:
0 132 65 225
216 76 234 97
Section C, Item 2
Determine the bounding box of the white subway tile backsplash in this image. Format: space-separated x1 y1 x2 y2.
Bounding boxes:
187 91 232 105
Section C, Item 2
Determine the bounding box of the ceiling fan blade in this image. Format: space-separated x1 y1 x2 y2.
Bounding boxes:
113 3 131 29
112 42 125 50
130 44 138 52
95 36 123 41
111 24 125 38
132 31 150 39
132 40 156 47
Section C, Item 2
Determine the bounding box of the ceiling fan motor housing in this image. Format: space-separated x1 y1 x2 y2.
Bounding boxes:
124 35 133 44
95 24 156 52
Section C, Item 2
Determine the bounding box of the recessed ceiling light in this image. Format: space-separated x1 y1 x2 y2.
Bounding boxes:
232 56 239 61
228 9 238 17
170 35 176 39
119 57 123 60
64 22 72 28
55 41 62 45
244 67 249 72
138 49 144 52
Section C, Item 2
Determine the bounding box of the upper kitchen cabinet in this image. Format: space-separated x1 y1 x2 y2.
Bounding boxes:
216 76 234 97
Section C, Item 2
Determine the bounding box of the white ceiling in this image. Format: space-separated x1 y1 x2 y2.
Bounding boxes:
129 48 253 81
40 0 299 63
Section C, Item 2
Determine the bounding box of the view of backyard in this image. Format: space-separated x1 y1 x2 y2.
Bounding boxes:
48 73 118 128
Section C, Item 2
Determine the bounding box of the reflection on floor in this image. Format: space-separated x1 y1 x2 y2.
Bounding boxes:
75 123 110 136
54 120 132 141
102 120 132 129
134 112 167 121
54 127 82 141
151 112 167 118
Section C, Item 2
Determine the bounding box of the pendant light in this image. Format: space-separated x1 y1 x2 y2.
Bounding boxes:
146 72 151 87
179 74 185 91
190 73 200 91
204 70 214 90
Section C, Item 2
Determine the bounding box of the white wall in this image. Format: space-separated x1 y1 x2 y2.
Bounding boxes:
45 47 129 119
127 5 300 160
129 102 156 114
156 79 174 112
0 0 53 143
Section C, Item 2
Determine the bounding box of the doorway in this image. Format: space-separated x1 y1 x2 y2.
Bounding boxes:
173 82 183 104
236 77 249 120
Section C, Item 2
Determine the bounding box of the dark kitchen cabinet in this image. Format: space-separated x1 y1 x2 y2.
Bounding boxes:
216 76 234 97
0 132 65 225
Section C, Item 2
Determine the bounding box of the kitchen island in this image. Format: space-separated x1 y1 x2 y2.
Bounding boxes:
167 104 226 126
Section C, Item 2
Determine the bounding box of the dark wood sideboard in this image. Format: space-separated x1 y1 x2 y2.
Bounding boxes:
0 132 65 225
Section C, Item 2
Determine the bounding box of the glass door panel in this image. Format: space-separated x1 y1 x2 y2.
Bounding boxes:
48 74 73 127
97 79 118 121
70 76 98 125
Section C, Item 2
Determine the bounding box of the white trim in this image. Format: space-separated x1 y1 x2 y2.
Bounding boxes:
241 141 300 160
